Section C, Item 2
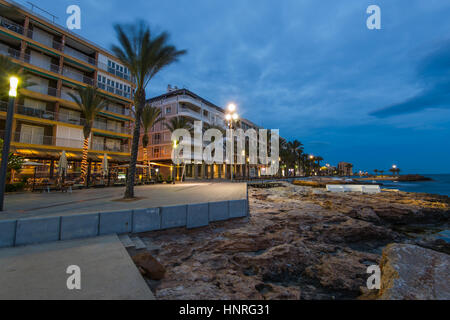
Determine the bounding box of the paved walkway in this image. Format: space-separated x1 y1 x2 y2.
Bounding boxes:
1 182 247 221
0 235 154 300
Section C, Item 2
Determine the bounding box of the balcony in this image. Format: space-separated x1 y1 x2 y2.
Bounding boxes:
64 46 96 66
0 131 83 149
103 104 131 117
0 44 22 60
28 84 59 97
93 120 129 134
98 62 136 82
0 16 26 36
101 84 132 99
92 142 129 153
63 67 95 86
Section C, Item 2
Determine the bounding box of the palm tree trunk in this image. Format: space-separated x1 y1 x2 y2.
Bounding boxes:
143 146 148 180
125 90 145 198
80 137 89 184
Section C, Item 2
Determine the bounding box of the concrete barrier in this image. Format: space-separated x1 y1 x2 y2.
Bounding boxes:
187 203 209 229
15 217 60 246
0 220 16 248
326 185 345 193
161 205 187 229
1 198 250 248
229 199 248 218
133 208 161 233
362 185 381 194
60 213 100 241
344 185 363 193
99 210 132 235
209 201 229 222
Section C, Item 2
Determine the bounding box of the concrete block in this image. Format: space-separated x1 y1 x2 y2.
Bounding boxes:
229 199 248 218
209 201 229 222
15 217 60 246
60 213 99 241
0 220 16 248
99 210 132 235
187 203 209 229
132 208 161 233
161 205 187 229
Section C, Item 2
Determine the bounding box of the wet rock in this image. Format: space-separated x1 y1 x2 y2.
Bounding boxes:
379 244 450 300
132 252 166 280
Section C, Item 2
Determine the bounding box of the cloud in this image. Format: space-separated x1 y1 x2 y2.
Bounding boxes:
371 41 450 118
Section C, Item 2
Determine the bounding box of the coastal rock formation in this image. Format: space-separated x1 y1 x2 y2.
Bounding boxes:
379 244 450 300
135 183 449 300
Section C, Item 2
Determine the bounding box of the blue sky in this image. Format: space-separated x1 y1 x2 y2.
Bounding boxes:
17 0 450 173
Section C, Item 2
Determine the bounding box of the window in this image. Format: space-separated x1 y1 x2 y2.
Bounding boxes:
20 125 44 145
166 107 172 114
153 147 160 158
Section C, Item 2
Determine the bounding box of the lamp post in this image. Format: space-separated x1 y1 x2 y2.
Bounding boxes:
0 77 19 211
225 103 239 182
172 140 178 184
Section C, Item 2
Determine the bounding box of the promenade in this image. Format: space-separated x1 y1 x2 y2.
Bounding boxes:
1 182 247 221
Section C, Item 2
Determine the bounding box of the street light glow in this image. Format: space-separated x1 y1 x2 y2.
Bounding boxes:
225 114 232 121
232 113 239 121
9 76 19 97
227 103 236 113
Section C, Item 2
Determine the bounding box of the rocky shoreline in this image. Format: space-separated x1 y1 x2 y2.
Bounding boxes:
133 182 449 300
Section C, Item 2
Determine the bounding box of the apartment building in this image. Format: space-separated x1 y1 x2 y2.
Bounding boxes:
141 86 263 180
0 0 135 179
338 162 354 176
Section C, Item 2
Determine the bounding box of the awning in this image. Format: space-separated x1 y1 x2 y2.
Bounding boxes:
11 146 130 163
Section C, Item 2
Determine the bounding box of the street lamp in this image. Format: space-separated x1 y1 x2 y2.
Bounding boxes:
226 103 239 181
0 76 19 211
172 140 178 184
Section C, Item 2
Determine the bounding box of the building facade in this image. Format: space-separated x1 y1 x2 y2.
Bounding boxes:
338 162 353 176
0 0 135 182
141 86 264 180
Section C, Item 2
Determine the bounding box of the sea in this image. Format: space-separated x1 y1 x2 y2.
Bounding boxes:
374 174 450 197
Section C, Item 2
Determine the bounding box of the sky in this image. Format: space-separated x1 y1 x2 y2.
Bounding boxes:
14 0 450 173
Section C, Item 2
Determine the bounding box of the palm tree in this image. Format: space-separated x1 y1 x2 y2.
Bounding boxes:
141 105 163 179
164 117 192 181
287 140 303 176
164 116 193 133
315 156 324 167
68 86 107 184
111 21 186 198
0 55 32 99
374 169 379 177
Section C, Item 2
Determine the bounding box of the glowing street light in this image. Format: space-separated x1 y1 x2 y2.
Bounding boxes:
227 103 236 113
1 76 20 211
9 77 19 97
225 103 239 181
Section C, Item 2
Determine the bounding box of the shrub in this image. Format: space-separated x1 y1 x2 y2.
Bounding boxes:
5 182 25 193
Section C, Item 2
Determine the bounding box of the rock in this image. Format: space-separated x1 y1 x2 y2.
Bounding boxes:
305 250 380 295
255 282 301 300
317 218 396 244
132 183 449 300
132 252 166 280
379 244 450 300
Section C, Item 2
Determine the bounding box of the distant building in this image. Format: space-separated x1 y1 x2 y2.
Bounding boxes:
141 86 265 180
338 162 353 176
